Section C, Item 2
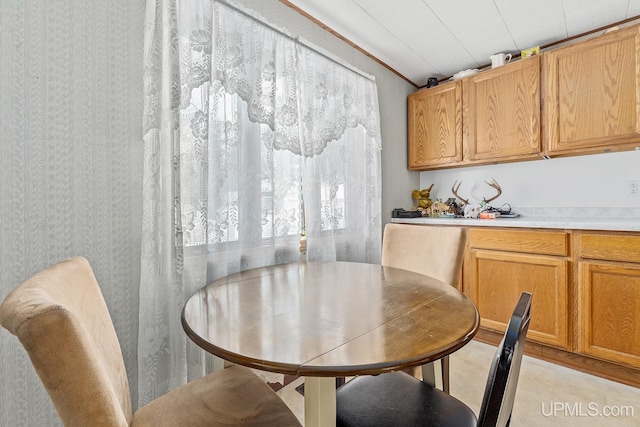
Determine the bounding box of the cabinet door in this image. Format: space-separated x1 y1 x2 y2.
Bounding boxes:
408 81 462 169
578 261 640 368
469 249 569 348
544 25 640 155
463 55 541 161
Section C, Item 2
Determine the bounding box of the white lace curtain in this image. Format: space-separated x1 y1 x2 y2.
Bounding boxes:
139 0 382 404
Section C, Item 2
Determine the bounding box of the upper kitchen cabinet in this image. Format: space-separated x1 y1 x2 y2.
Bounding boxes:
463 55 542 162
408 57 541 170
408 80 462 170
544 25 640 156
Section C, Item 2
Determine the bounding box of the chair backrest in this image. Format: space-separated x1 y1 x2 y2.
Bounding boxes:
0 257 132 426
477 292 532 427
381 223 467 287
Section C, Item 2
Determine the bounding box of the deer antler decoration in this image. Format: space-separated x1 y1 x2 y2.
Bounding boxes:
483 178 502 204
451 181 469 206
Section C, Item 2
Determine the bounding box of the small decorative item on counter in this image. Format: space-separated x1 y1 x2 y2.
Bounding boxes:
452 178 503 218
391 208 422 218
479 211 499 219
481 178 502 205
444 197 463 217
411 184 434 209
428 200 449 217
451 180 469 207
425 198 459 217
484 203 520 218
464 203 483 219
521 46 540 58
452 178 502 206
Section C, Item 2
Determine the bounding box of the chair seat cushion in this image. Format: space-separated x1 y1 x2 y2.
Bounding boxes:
336 371 476 427
132 365 300 427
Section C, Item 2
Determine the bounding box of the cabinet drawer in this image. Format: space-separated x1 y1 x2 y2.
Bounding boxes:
580 233 640 263
469 228 569 256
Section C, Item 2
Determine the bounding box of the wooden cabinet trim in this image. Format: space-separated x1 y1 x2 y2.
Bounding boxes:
580 232 640 263
469 228 569 256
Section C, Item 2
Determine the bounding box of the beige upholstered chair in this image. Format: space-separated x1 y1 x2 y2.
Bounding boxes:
382 223 466 288
381 223 467 393
0 257 301 427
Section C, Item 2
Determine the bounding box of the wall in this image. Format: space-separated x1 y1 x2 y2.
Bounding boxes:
420 150 640 212
0 1 144 425
239 0 418 225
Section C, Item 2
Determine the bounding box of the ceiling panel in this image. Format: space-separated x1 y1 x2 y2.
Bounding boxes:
493 0 568 49
284 0 640 87
322 1 388 45
320 1 437 81
564 0 632 35
353 0 385 10
425 0 518 66
628 0 640 16
288 0 348 24
367 0 476 78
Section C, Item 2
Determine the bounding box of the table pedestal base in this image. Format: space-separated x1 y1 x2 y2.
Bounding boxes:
421 360 444 389
304 377 336 427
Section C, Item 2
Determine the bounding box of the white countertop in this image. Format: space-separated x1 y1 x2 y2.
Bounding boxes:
390 214 640 232
391 208 640 231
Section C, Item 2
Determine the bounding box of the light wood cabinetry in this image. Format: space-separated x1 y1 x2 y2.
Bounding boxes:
407 81 462 169
466 228 569 349
463 55 541 161
396 222 640 387
543 25 640 156
407 57 541 170
577 232 640 368
408 23 640 170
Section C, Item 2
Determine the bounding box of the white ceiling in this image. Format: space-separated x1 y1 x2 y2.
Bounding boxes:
285 0 640 87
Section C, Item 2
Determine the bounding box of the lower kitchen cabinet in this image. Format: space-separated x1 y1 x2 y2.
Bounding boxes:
470 249 569 348
577 232 640 368
467 228 570 349
402 223 640 387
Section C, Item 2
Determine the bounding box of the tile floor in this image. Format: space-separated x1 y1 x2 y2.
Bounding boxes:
255 340 640 426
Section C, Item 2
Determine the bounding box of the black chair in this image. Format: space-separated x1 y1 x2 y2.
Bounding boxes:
336 292 532 427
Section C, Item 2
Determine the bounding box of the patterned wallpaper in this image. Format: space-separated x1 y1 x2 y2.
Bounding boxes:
0 0 144 425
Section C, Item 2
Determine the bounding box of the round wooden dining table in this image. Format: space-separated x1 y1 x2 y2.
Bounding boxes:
182 261 479 427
